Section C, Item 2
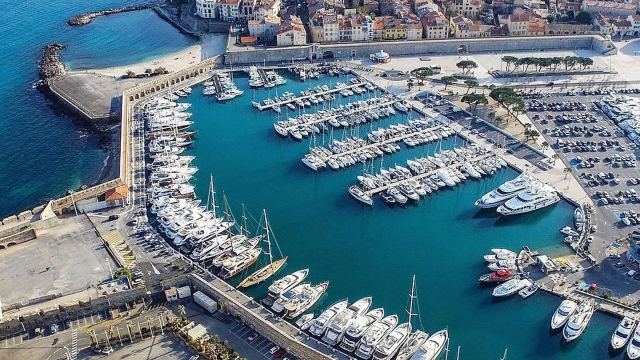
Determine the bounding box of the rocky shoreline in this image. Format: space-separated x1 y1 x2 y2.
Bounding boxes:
67 2 159 26
38 43 66 81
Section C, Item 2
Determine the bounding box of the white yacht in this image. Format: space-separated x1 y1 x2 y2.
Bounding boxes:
284 282 329 319
550 300 578 330
323 297 372 346
492 278 531 297
475 173 532 208
496 184 560 215
262 269 309 306
409 330 448 360
612 317 637 349
487 260 517 272
339 308 385 352
349 186 374 206
563 301 595 342
436 169 456 187
396 331 429 360
309 300 348 337
484 249 517 263
372 322 411 360
355 315 399 359
628 325 640 359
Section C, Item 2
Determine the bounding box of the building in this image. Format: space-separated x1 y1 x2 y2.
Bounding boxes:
219 0 241 21
277 16 307 46
414 0 440 17
382 17 408 39
370 49 391 62
164 287 178 302
421 10 450 39
450 14 474 37
196 0 218 19
449 0 483 19
498 9 545 36
581 0 638 17
406 20 424 39
248 15 281 42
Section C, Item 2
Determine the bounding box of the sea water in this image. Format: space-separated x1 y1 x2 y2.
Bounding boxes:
181 72 623 359
0 0 196 218
0 1 624 357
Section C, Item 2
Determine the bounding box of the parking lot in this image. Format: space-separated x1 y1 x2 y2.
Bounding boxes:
417 92 549 167
0 216 117 305
525 90 640 234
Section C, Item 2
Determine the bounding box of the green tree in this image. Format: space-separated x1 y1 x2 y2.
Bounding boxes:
441 76 458 90
464 79 479 93
575 11 594 25
456 60 478 75
501 56 518 72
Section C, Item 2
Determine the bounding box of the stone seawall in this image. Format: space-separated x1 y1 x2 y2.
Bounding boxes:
225 35 616 64
67 3 159 26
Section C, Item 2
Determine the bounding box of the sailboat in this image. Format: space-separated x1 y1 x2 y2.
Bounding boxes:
396 275 429 360
238 209 287 288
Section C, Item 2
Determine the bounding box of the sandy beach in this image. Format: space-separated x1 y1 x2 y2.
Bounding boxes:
73 33 228 78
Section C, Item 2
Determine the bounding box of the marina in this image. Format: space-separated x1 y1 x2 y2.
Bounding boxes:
166 67 616 359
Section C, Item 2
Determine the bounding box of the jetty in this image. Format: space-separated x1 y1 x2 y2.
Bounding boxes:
362 152 497 197
253 82 368 111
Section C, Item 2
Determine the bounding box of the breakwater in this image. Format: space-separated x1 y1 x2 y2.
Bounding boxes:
67 3 158 26
38 44 66 81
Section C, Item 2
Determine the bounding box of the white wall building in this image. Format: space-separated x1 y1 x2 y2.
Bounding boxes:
196 0 219 18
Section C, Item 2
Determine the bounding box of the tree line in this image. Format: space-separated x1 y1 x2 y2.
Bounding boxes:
501 56 594 73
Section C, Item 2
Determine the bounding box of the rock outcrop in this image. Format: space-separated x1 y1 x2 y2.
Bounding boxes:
38 44 66 81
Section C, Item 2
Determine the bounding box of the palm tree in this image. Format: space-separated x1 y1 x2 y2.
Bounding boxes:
552 153 559 165
178 304 187 320
541 141 549 152
563 167 571 179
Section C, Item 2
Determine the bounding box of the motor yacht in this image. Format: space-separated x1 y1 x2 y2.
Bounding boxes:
496 184 560 215
218 248 261 279
563 301 595 342
349 185 374 205
309 300 348 337
612 317 637 349
551 300 579 330
409 330 448 360
355 315 399 359
478 269 515 283
396 331 429 360
475 173 532 208
372 322 411 360
628 325 640 359
284 282 329 319
262 269 309 306
339 308 384 352
492 278 531 297
323 297 372 345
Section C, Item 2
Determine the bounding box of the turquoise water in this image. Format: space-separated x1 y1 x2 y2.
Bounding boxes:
0 0 195 217
181 73 623 359
0 1 625 358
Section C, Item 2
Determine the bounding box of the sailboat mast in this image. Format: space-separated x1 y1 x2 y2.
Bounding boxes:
241 203 248 236
263 209 274 266
407 275 417 327
209 175 217 218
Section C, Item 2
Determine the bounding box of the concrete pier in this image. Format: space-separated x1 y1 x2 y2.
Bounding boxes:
253 82 367 111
